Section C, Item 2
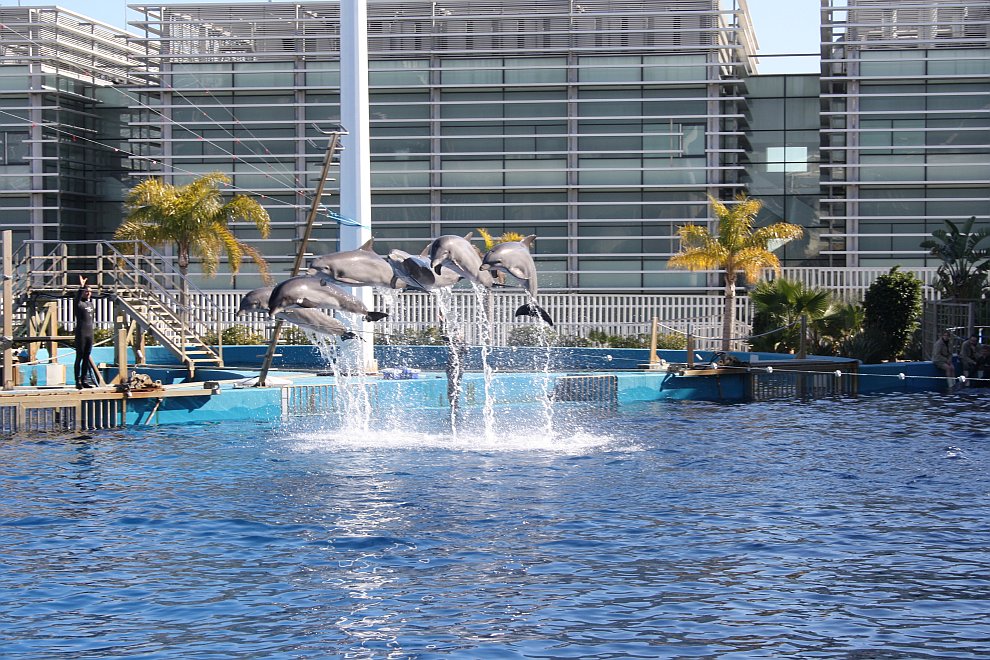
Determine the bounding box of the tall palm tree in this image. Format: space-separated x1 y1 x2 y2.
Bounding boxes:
115 172 272 283
668 194 804 351
920 216 990 300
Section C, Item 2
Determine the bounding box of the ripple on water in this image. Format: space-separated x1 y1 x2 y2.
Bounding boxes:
0 393 989 657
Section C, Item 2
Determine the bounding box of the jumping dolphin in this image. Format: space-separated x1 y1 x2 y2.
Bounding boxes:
308 238 406 290
428 233 494 288
267 274 388 322
238 286 274 314
480 235 553 326
386 247 462 292
237 286 357 339
274 309 357 340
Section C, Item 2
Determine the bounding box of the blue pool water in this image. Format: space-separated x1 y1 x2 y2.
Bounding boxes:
2 391 989 658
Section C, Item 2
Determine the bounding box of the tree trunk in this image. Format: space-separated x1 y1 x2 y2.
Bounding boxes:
178 246 190 347
722 274 736 352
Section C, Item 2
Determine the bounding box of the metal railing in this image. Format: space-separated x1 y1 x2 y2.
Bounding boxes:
10 240 224 368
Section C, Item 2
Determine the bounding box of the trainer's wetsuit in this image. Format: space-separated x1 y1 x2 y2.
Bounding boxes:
73 289 95 386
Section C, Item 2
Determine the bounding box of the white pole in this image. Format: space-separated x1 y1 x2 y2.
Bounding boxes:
2 231 14 390
339 0 375 372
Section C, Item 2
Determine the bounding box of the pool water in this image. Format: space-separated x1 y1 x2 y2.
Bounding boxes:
2 392 989 658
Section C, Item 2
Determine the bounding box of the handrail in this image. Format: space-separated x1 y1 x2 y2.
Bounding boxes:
11 239 225 367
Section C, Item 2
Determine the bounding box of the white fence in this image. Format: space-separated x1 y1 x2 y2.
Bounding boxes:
8 265 942 351
222 289 750 350
775 266 940 301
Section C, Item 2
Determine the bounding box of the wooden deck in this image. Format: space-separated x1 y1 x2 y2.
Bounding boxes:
0 383 220 434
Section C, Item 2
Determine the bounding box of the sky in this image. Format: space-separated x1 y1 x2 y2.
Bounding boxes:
0 0 822 74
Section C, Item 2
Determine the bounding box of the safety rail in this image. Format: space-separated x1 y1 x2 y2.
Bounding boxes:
10 240 224 373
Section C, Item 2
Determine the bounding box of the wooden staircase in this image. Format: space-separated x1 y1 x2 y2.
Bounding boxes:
113 289 223 376
10 240 225 377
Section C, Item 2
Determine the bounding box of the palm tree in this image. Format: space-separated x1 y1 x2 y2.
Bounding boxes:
477 227 525 250
749 278 832 353
748 277 864 355
115 172 272 283
668 195 804 351
920 216 990 300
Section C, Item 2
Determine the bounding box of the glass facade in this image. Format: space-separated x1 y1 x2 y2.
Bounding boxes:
2 0 987 292
744 74 825 265
821 0 990 267
0 8 141 247
123 0 754 291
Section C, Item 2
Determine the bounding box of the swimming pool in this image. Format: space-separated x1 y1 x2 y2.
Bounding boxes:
2 392 988 658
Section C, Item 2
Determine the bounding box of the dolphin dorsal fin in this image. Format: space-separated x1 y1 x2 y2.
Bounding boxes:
419 242 431 257
359 238 375 251
522 235 536 248
462 232 473 241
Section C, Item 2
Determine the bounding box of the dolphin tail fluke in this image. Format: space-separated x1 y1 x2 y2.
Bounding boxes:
365 311 389 322
341 331 358 341
514 303 554 327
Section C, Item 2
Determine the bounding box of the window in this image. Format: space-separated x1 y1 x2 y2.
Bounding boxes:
767 147 808 173
0 132 28 165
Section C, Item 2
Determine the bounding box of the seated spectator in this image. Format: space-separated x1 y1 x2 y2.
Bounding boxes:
931 330 956 391
959 333 980 385
974 344 990 388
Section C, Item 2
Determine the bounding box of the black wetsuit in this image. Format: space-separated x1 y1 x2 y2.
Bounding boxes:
73 289 95 386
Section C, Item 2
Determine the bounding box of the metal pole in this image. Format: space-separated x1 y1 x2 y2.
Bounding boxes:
798 314 808 359
256 131 343 386
2 231 14 390
649 317 659 365
339 0 374 373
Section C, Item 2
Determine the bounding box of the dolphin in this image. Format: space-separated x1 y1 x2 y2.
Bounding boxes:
238 286 274 314
267 274 388 322
274 309 357 340
428 232 494 288
237 285 357 339
386 247 462 292
308 238 406 290
480 235 553 326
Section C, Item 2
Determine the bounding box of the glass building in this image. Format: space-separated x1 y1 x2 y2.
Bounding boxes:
1 0 987 293
821 0 990 268
0 7 144 245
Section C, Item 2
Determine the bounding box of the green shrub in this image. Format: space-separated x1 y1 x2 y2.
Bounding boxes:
507 325 565 346
586 329 686 349
375 327 447 346
862 267 923 362
655 333 688 350
204 324 266 346
279 325 313 345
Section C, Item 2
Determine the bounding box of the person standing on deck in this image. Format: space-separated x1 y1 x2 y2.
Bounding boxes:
73 277 96 389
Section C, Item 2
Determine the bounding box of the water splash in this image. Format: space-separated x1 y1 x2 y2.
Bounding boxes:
286 404 627 455
471 282 496 442
535 323 556 437
313 325 373 434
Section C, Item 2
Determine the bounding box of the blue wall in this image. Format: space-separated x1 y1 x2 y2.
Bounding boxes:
28 345 947 400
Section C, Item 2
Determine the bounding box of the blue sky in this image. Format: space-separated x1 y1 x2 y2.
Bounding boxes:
0 0 822 74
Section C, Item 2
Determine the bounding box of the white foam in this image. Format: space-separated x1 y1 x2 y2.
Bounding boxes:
286 426 630 455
